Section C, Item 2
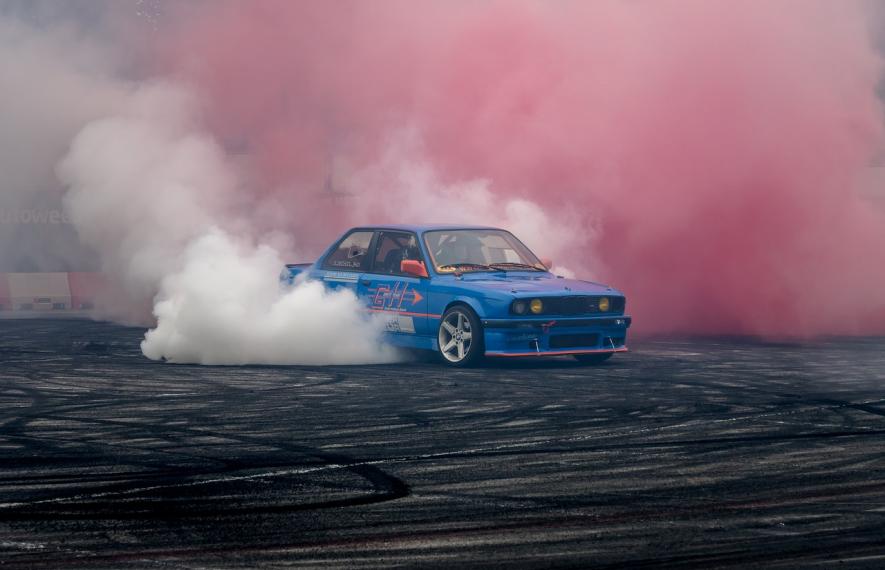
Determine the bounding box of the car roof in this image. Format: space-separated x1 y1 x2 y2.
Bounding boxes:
350 224 502 234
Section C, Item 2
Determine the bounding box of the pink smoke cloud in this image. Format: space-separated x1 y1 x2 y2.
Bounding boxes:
163 0 885 335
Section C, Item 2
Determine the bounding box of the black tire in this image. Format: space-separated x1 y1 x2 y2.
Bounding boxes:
437 305 484 367
574 352 613 365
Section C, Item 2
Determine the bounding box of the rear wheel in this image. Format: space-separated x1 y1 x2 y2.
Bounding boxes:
574 353 613 365
437 305 483 366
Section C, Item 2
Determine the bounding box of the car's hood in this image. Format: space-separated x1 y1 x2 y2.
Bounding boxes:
454 272 621 296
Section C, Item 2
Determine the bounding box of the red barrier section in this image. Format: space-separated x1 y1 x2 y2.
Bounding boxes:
0 273 9 311
68 272 106 311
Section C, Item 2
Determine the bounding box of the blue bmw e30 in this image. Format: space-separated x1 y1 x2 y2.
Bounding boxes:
280 225 631 366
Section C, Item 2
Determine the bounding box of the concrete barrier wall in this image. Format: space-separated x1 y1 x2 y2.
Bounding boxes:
0 272 104 315
8 272 71 311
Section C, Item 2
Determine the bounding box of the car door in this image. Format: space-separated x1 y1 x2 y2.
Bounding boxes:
358 231 430 337
318 229 375 294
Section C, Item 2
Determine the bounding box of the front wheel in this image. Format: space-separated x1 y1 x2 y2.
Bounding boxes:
437 305 483 366
574 353 613 365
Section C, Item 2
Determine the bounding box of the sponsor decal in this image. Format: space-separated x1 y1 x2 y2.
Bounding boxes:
329 259 361 268
385 314 416 334
323 271 359 283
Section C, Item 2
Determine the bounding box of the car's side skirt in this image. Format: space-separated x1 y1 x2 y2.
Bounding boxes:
485 347 629 358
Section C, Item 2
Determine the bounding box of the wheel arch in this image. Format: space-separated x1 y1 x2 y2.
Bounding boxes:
441 296 484 319
436 300 485 365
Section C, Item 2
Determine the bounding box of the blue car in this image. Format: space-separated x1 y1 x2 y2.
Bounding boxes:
280 225 631 366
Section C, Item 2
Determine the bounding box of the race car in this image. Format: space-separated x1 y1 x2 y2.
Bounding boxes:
280 225 631 366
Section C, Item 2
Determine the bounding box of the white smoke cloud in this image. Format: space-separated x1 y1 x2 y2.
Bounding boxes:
59 84 234 296
59 83 396 365
143 229 394 365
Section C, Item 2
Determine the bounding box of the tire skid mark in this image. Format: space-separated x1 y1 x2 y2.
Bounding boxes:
2 320 885 567
1 423 880 516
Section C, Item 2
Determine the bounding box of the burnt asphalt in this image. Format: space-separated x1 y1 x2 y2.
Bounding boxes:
0 319 884 568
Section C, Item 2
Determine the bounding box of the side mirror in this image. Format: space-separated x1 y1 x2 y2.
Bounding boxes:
541 258 553 270
401 259 429 278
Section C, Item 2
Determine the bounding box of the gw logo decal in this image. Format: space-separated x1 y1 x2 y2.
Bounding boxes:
372 281 423 310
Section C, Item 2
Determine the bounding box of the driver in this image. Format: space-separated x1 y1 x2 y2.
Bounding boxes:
435 233 486 267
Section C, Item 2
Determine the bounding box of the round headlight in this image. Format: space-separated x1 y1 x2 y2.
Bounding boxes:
530 299 544 314
512 300 527 315
598 297 610 312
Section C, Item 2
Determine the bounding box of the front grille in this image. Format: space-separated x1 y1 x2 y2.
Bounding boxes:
549 334 599 349
540 296 625 316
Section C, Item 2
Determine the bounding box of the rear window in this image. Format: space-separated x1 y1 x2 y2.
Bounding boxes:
322 231 373 271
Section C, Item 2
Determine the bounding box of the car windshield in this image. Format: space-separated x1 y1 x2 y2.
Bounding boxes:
423 229 545 273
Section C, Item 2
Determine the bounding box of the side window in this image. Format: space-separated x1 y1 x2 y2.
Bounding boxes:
322 231 374 271
372 232 424 275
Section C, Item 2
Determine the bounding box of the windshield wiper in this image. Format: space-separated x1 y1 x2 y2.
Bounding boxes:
439 263 504 272
489 262 545 271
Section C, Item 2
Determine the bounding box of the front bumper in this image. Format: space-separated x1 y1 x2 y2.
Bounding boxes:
481 315 631 357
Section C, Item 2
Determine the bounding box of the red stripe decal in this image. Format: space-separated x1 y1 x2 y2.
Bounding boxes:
367 309 441 318
486 347 629 357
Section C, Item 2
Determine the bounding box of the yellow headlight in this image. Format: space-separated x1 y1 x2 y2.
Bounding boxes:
530 299 543 314
598 297 610 312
